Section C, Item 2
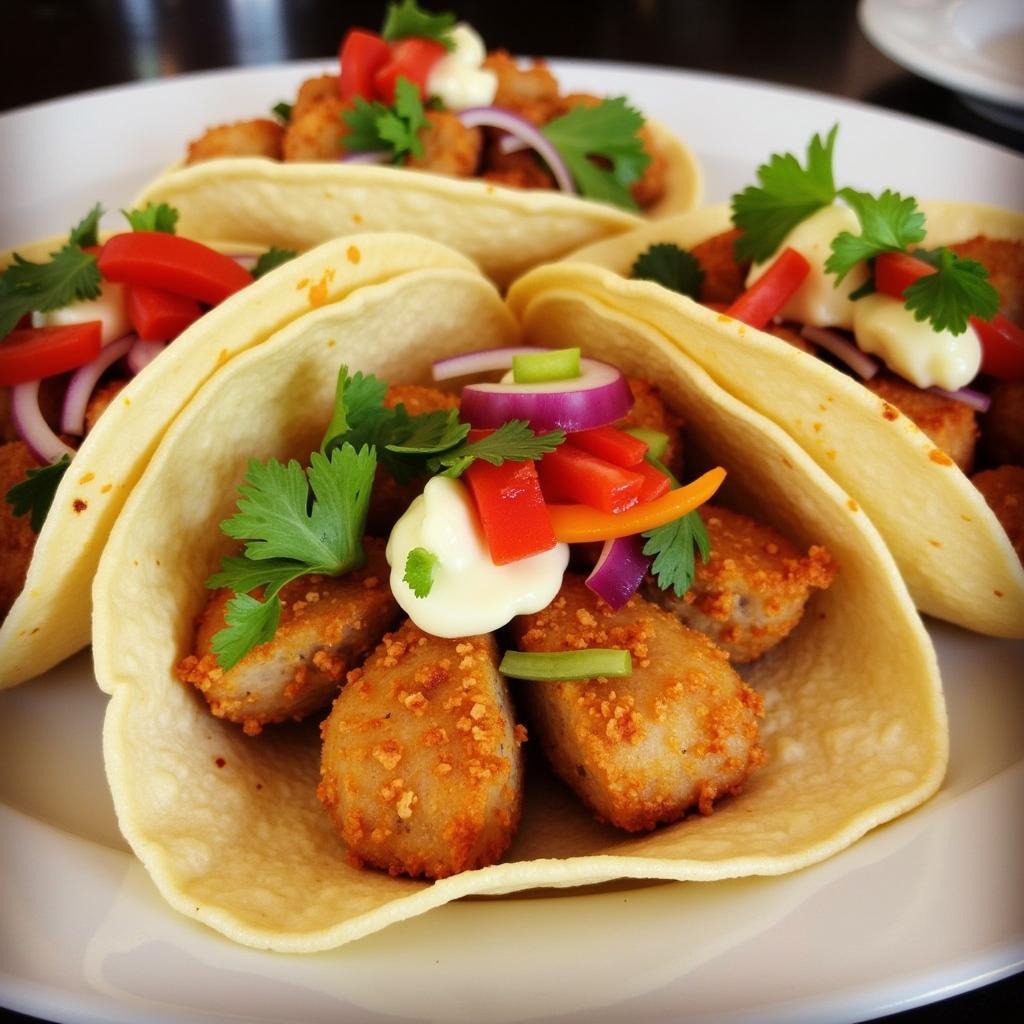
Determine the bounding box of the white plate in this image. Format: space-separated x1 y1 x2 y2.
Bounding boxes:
1 60 1023 1024
859 0 1024 112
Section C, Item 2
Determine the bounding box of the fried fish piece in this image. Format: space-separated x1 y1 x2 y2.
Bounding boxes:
0 441 37 619
981 379 1024 468
319 622 525 879
973 465 1024 562
406 110 482 177
512 575 764 831
645 505 836 664
293 74 341 122
949 236 1024 325
281 95 350 161
690 228 749 306
482 50 561 125
186 119 284 164
177 541 399 735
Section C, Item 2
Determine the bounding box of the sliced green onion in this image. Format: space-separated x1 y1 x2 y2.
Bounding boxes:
625 426 669 460
512 347 581 384
499 648 632 681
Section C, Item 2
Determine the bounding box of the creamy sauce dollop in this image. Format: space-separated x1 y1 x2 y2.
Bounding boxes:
427 24 497 111
32 282 129 345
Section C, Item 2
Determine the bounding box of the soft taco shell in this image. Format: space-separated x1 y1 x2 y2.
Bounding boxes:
92 266 945 952
0 233 478 689
131 122 701 288
544 203 1024 636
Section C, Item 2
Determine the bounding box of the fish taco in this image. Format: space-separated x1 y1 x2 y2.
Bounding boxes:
92 250 945 951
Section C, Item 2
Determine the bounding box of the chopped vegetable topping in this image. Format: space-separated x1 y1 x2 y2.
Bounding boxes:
731 124 838 263
642 509 710 597
631 243 703 298
4 454 71 532
251 246 298 279
512 347 580 384
403 546 438 597
499 648 633 681
68 204 103 248
624 426 668 460
421 420 563 477
343 76 428 161
381 0 456 50
122 202 179 234
824 189 925 284
903 248 1000 336
271 100 293 123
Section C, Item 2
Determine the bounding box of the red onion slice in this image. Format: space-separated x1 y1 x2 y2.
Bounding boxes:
585 535 651 610
12 381 76 464
457 106 575 195
801 325 880 380
60 335 136 436
127 338 167 376
341 151 392 165
432 346 547 381
461 357 634 432
928 385 992 413
498 133 528 155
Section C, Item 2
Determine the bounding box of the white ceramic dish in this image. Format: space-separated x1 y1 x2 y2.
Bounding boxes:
1 59 1023 1024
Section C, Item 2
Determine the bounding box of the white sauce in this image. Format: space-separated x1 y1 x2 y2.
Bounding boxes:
427 24 497 111
387 476 568 637
852 292 981 391
745 205 870 329
32 281 129 345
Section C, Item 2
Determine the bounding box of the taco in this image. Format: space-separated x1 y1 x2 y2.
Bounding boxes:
546 131 1024 637
0 208 478 688
92 249 945 951
131 2 701 287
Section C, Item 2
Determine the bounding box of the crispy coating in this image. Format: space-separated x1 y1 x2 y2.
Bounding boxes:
293 74 341 122
84 378 127 434
318 622 525 878
691 229 749 306
177 541 400 735
0 441 38 619
282 96 350 162
865 373 979 473
949 237 1024 325
645 505 836 664
512 575 764 831
618 377 685 478
482 50 562 125
367 384 460 537
973 465 1024 562
405 110 482 177
481 144 555 190
981 379 1024 468
186 118 283 164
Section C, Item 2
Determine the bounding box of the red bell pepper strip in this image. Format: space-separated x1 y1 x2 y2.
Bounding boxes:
0 322 103 386
634 459 673 503
538 443 644 515
725 247 811 330
98 233 252 306
374 38 446 103
126 284 202 342
569 425 648 467
464 458 556 565
339 29 391 101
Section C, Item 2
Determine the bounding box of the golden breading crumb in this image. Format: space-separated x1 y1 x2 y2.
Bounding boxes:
406 111 481 177
973 465 1024 562
186 118 283 164
282 97 350 161
292 74 340 122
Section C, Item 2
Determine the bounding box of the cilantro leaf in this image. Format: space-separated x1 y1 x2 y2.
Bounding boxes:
322 364 389 450
343 98 389 152
902 248 999 335
386 407 468 454
631 243 704 298
122 202 179 234
252 246 298 279
732 125 839 263
68 204 103 247
271 100 293 123
541 98 650 211
342 78 427 161
0 244 101 339
403 547 438 598
642 509 711 597
382 0 456 49
425 420 565 477
825 189 926 284
4 455 71 533
211 593 283 671
206 555 309 595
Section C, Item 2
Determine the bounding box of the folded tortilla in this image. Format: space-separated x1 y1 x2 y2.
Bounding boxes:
0 234 478 688
92 258 946 952
540 202 1024 637
130 122 701 288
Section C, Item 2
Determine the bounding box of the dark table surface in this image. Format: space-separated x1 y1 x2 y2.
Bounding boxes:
1 2 1021 1022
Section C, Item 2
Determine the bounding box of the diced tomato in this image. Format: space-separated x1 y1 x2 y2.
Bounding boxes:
339 29 391 101
538 443 644 515
873 250 934 298
98 233 252 306
569 426 647 468
374 38 446 103
725 247 811 330
634 460 672 503
126 284 202 342
0 322 103 386
464 458 556 565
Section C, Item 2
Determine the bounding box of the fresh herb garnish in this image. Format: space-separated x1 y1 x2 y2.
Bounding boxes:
421 419 564 477
207 443 377 669
4 455 71 533
541 98 651 211
382 0 456 49
631 243 704 298
271 100 293 123
403 547 438 597
343 77 428 162
642 509 710 597
252 246 298 279
731 124 838 263
68 204 103 248
122 202 179 234
902 248 1000 335
825 188 925 284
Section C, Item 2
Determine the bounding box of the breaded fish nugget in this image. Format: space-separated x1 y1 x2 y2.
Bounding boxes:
646 505 836 664
319 623 525 879
973 465 1024 562
950 236 1024 325
406 111 481 178
186 118 283 164
981 379 1024 468
512 575 764 831
0 441 37 618
690 228 748 306
177 541 399 735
